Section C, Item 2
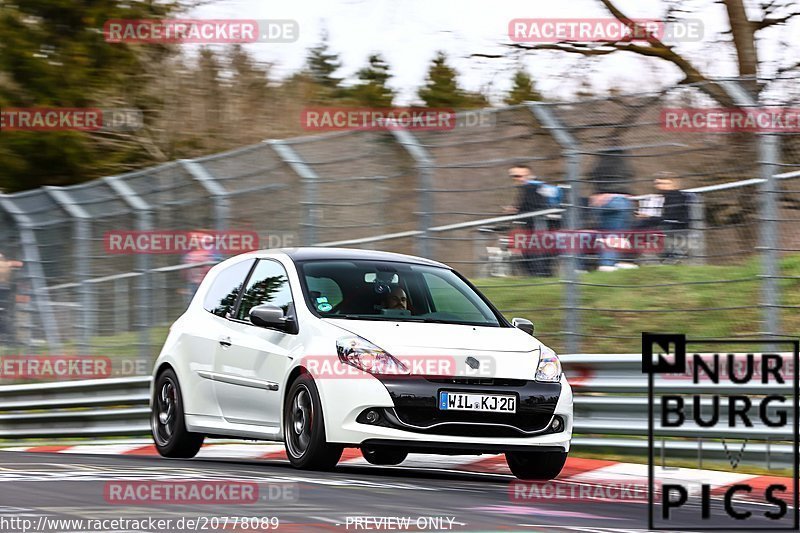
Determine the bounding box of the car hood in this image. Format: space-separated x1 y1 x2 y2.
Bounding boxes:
321 318 542 353
318 319 549 379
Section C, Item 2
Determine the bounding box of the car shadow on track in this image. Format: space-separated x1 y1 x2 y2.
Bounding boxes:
180 456 514 485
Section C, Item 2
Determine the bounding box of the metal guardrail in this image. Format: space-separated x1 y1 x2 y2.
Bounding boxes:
0 355 794 469
0 376 150 438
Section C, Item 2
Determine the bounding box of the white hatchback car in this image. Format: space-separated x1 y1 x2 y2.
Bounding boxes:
150 248 572 479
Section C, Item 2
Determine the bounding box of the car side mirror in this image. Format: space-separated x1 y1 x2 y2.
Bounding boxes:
250 304 296 333
512 317 534 335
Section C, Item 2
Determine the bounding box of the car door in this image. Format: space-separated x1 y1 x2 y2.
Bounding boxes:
213 258 297 427
189 258 255 418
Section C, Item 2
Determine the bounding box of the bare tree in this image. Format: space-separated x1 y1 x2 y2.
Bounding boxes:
478 0 799 105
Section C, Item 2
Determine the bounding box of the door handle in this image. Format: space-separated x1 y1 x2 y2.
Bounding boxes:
218 336 232 348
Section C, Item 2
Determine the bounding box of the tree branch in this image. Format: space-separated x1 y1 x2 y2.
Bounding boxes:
774 60 800 78
756 12 799 30
488 0 739 105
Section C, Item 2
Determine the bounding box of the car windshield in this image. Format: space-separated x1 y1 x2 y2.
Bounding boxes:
296 259 502 326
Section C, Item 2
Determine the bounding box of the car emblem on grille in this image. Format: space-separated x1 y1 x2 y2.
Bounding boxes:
466 356 480 370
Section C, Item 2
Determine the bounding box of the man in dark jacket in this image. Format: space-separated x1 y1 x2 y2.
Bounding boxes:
635 173 692 259
505 165 560 276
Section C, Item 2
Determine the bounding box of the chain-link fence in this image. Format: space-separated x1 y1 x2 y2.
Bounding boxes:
1 78 798 372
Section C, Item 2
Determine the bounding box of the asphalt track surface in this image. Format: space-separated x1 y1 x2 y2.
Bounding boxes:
0 450 792 533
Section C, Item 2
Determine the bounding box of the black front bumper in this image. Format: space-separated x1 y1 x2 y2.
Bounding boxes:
359 375 563 438
360 439 567 455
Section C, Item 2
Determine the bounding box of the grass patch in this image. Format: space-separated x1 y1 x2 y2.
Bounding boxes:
477 255 800 353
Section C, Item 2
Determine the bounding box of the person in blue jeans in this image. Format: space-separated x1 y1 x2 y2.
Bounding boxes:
588 149 636 271
591 193 635 268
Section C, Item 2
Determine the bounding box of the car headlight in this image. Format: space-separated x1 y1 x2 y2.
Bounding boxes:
535 345 562 382
336 336 409 375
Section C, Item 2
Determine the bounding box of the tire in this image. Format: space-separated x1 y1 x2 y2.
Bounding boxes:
151 368 204 458
283 374 343 470
361 445 408 466
505 450 568 480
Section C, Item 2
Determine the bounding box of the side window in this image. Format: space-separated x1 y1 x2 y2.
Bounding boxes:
423 272 487 322
236 259 294 322
203 260 255 318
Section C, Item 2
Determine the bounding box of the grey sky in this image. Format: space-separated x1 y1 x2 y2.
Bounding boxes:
193 0 798 104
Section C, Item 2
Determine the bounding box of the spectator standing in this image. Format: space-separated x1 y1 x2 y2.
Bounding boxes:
504 165 562 276
635 172 692 260
589 150 637 271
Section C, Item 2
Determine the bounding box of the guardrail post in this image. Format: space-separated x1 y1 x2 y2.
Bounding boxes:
720 80 781 343
529 103 582 354
105 176 153 365
390 129 435 259
268 140 320 246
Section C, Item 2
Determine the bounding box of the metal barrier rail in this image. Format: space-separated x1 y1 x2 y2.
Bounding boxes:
0 355 794 469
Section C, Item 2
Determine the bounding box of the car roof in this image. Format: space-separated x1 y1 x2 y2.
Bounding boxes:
260 247 449 268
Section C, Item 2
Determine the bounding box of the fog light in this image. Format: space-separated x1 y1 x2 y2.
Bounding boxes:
365 410 380 424
551 417 562 432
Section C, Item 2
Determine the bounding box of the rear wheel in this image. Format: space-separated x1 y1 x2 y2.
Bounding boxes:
151 368 204 458
361 445 408 466
284 374 343 470
505 450 567 480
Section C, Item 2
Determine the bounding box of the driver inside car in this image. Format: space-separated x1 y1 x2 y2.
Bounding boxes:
381 285 408 311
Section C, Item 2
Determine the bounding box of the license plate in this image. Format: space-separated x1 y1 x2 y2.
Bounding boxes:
438 391 516 413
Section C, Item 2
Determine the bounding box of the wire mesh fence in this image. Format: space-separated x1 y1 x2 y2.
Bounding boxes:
1 78 798 376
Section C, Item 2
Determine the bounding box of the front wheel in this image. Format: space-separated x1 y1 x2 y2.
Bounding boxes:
151 368 204 458
505 450 567 480
284 374 343 470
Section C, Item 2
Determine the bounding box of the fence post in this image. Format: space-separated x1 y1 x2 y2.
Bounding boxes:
757 133 781 340
687 195 706 265
105 176 153 365
529 102 582 354
0 196 63 351
43 187 95 354
181 160 231 232
720 80 781 341
390 129 434 259
268 140 320 246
